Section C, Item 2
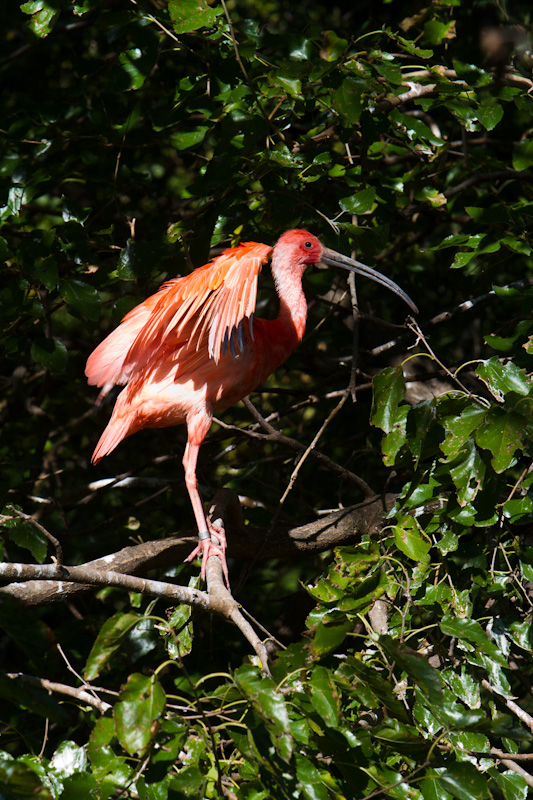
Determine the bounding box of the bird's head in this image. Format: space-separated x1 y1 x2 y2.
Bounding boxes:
275 229 324 267
275 228 418 314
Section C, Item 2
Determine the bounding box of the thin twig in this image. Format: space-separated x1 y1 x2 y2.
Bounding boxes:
348 222 360 401
406 318 487 404
240 397 375 497
274 393 349 519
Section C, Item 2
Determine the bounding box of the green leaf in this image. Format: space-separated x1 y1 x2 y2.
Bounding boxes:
234 665 292 761
30 337 68 373
309 666 340 727
371 366 406 433
491 768 529 800
274 72 302 98
512 140 533 171
56 772 99 799
170 127 209 150
295 753 331 800
333 77 364 124
423 20 456 45
475 407 526 472
448 439 485 505
59 279 101 321
476 102 503 131
421 770 453 799
381 404 409 466
339 187 376 215
485 319 533 351
49 741 87 780
407 399 436 464
114 673 166 756
118 43 157 91
440 616 507 666
62 198 91 224
84 613 141 681
393 516 431 561
320 30 348 61
440 762 489 800
311 618 353 656
168 0 221 33
164 590 194 658
20 0 60 37
0 755 53 799
476 358 530 401
440 405 487 459
1 509 48 563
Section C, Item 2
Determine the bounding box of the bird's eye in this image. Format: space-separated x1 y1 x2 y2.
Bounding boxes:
304 241 312 248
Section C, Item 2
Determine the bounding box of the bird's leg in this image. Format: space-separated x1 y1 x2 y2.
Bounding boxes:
182 439 229 586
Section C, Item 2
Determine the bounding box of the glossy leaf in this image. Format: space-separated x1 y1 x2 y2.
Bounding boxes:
393 515 431 561
448 439 485 505
475 407 526 472
114 673 166 756
309 665 340 726
339 187 376 215
440 762 489 800
59 279 101 321
440 616 507 666
333 77 364 124
371 366 406 433
20 0 60 37
84 613 142 681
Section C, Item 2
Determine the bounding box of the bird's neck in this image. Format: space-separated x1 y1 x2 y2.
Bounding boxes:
266 255 308 360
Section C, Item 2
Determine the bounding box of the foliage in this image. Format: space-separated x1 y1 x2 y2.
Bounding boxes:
1 0 533 798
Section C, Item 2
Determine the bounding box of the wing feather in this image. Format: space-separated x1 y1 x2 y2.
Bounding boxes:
85 293 161 387
122 241 272 375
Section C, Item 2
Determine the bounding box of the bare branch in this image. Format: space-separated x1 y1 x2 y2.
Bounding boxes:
0 492 393 607
5 672 111 714
482 679 533 735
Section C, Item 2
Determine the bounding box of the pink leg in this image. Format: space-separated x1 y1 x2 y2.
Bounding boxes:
182 413 230 586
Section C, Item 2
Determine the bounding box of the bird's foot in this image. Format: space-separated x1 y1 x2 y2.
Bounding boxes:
186 522 229 587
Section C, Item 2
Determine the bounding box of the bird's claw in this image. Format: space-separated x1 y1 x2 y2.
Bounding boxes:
186 525 229 587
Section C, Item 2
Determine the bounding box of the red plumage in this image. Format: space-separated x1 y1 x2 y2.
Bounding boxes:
87 229 416 583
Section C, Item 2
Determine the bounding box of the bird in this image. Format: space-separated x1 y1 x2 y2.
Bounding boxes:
86 229 417 584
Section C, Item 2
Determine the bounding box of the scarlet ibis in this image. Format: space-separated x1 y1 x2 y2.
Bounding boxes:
86 229 417 584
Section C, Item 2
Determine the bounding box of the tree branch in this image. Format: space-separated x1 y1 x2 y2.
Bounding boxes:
4 672 111 714
0 492 392 607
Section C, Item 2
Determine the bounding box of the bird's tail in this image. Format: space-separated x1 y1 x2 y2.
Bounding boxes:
91 411 137 464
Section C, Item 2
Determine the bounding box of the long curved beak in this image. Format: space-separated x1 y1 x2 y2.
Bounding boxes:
320 247 418 315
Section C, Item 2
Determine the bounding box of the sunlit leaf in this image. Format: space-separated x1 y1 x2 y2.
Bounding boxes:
476 358 530 401
393 515 431 561
168 0 221 33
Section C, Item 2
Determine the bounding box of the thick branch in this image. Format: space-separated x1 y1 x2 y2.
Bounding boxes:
0 492 391 607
